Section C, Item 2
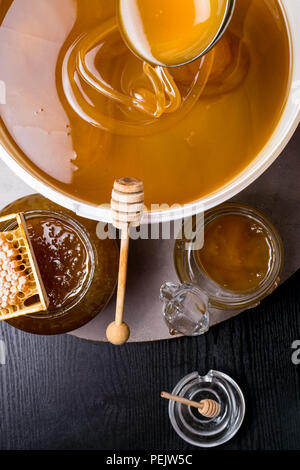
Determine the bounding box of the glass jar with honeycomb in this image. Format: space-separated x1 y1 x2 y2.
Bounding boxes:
0 194 119 334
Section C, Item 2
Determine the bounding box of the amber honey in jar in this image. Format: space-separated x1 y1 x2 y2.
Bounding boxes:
174 203 284 310
0 194 119 334
196 214 272 292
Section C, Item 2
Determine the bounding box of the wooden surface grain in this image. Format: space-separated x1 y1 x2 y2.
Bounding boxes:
0 270 299 450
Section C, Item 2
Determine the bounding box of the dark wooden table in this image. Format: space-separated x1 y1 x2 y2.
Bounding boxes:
0 270 299 451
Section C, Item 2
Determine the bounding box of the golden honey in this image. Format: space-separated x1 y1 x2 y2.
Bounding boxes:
26 216 89 310
118 0 228 66
0 0 290 208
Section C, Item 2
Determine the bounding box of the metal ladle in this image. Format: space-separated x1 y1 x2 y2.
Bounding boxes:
117 0 236 68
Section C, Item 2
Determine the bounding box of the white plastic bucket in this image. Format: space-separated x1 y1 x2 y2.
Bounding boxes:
0 0 299 224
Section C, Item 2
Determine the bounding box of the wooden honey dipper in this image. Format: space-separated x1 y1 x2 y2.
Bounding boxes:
106 177 144 345
161 391 221 419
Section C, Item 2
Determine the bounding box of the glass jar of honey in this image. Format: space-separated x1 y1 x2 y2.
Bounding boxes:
0 194 119 334
174 203 284 311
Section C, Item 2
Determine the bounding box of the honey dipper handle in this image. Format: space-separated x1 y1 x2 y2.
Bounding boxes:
115 229 130 327
161 392 203 409
161 392 220 418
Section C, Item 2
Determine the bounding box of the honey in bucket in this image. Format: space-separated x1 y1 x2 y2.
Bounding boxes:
0 0 290 208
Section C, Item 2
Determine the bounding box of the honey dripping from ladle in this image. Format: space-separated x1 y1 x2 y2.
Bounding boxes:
62 17 215 132
62 0 234 135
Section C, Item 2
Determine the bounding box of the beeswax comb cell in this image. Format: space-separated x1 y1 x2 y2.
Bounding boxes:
0 213 49 320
